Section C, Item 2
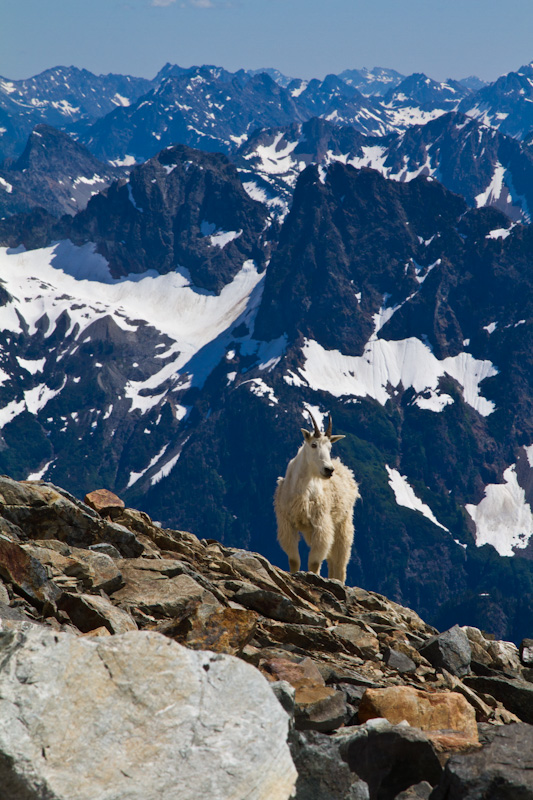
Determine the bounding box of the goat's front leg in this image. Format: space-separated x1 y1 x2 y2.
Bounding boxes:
308 517 335 576
277 515 300 573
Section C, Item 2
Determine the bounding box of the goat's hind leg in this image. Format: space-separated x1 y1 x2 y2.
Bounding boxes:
308 518 335 576
327 516 354 584
277 516 300 573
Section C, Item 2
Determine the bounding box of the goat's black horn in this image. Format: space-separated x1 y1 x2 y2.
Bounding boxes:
307 409 321 438
325 413 333 438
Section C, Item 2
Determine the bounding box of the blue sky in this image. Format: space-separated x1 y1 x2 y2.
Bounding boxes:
2 0 533 83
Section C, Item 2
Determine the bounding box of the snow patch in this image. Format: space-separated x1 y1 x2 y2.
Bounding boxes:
26 459 55 481
297 336 497 416
475 163 506 207
386 465 449 531
466 466 533 556
0 177 13 194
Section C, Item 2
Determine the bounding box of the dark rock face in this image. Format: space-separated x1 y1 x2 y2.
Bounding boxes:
419 626 472 678
430 723 533 800
463 675 533 725
0 125 120 218
67 144 271 291
339 722 443 800
289 729 370 800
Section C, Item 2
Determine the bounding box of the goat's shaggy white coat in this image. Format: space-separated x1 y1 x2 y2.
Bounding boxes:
275 418 359 584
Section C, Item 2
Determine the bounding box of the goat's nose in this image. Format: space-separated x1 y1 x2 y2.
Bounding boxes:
324 466 334 477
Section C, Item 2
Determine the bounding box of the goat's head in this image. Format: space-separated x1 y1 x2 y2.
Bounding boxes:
301 410 345 479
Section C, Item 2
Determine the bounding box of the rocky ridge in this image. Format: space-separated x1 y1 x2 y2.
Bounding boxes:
2 475 533 799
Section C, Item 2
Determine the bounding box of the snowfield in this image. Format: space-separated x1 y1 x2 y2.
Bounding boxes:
293 336 497 416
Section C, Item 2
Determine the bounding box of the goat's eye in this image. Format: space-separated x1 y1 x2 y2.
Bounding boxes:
311 443 317 449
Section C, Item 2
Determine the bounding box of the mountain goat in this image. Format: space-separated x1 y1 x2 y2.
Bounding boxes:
275 411 359 584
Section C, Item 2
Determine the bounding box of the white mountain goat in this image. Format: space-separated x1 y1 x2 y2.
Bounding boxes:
275 411 359 584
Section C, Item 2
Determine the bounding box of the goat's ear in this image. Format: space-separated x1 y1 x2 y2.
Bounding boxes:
301 428 312 442
330 434 345 443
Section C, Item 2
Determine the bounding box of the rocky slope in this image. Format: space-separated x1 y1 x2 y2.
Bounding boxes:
1 476 533 799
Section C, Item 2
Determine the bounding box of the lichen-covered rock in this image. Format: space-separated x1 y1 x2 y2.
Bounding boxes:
0 627 297 800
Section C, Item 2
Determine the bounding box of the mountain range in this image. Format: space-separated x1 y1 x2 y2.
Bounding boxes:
2 58 533 644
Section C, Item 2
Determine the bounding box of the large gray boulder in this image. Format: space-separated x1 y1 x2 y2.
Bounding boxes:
0 627 296 800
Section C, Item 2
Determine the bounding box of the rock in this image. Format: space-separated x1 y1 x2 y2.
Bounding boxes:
25 540 124 594
0 626 297 800
294 684 347 732
337 719 442 799
0 477 144 557
262 656 326 688
58 592 138 634
486 639 521 673
258 618 349 654
0 580 9 605
0 534 61 611
439 671 493 722
289 729 370 800
84 488 125 518
358 686 479 753
260 656 349 731
270 680 296 719
331 624 380 660
88 542 122 558
463 674 533 724
520 637 533 666
112 560 220 620
384 647 417 673
234 586 327 626
394 782 432 799
418 625 472 677
430 722 533 800
173 606 258 655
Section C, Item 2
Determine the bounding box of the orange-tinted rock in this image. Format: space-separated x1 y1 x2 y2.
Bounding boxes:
178 606 258 656
359 686 479 753
0 535 61 611
262 656 325 689
84 489 125 517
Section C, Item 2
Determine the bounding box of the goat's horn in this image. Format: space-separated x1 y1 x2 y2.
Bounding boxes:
325 413 332 438
307 409 321 438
